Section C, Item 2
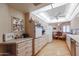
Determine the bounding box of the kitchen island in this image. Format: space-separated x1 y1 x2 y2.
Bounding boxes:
0 38 33 56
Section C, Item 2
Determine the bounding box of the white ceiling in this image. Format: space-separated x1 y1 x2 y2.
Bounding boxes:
43 4 69 20
32 3 79 23
8 3 79 24
32 3 70 23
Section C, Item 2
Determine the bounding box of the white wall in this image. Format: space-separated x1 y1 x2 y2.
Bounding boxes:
0 4 25 42
0 4 11 42
52 23 60 32
9 7 25 20
51 22 70 32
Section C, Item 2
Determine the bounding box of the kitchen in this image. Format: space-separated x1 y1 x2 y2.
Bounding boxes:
0 3 79 56
31 3 79 56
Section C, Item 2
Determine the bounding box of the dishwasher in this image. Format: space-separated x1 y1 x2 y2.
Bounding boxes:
76 42 79 56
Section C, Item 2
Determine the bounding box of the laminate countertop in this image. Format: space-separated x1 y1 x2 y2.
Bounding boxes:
0 38 33 44
67 34 79 43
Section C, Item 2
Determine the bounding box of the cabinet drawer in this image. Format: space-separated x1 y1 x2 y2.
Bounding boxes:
17 46 28 54
26 43 32 47
17 46 32 55
17 51 26 56
27 40 32 43
17 40 32 48
17 42 28 48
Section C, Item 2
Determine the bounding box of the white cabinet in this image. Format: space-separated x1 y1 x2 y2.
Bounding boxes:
15 38 32 56
34 35 48 55
76 42 79 56
46 26 53 42
35 27 42 38
66 35 71 52
71 17 79 29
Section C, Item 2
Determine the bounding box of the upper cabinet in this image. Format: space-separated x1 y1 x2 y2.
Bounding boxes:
71 17 79 29
71 16 79 29
71 4 79 29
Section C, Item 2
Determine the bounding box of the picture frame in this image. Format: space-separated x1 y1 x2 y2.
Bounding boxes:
11 16 24 38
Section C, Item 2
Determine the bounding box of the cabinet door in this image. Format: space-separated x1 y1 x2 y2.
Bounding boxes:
76 42 79 56
76 47 79 56
66 36 71 51
35 27 42 38
71 39 76 56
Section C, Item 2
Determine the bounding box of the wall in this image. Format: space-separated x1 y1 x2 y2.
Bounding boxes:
9 6 25 30
52 23 61 32
9 7 25 21
0 4 25 42
52 22 70 32
0 4 11 42
60 22 71 32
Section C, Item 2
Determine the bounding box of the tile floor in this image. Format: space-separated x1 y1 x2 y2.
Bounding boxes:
37 39 71 56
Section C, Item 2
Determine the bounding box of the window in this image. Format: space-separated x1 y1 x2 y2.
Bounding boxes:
63 26 66 32
63 25 70 32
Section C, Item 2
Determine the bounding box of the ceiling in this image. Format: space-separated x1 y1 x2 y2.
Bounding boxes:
32 3 79 23
8 3 50 13
32 3 70 23
43 4 69 20
8 3 79 24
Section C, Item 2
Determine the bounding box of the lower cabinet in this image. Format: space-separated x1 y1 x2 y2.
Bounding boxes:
16 39 32 56
66 36 71 52
71 39 76 56
66 35 76 56
76 42 79 56
0 38 32 56
34 35 48 55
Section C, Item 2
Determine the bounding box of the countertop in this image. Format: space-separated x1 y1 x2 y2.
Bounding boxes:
0 38 33 44
67 34 79 43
